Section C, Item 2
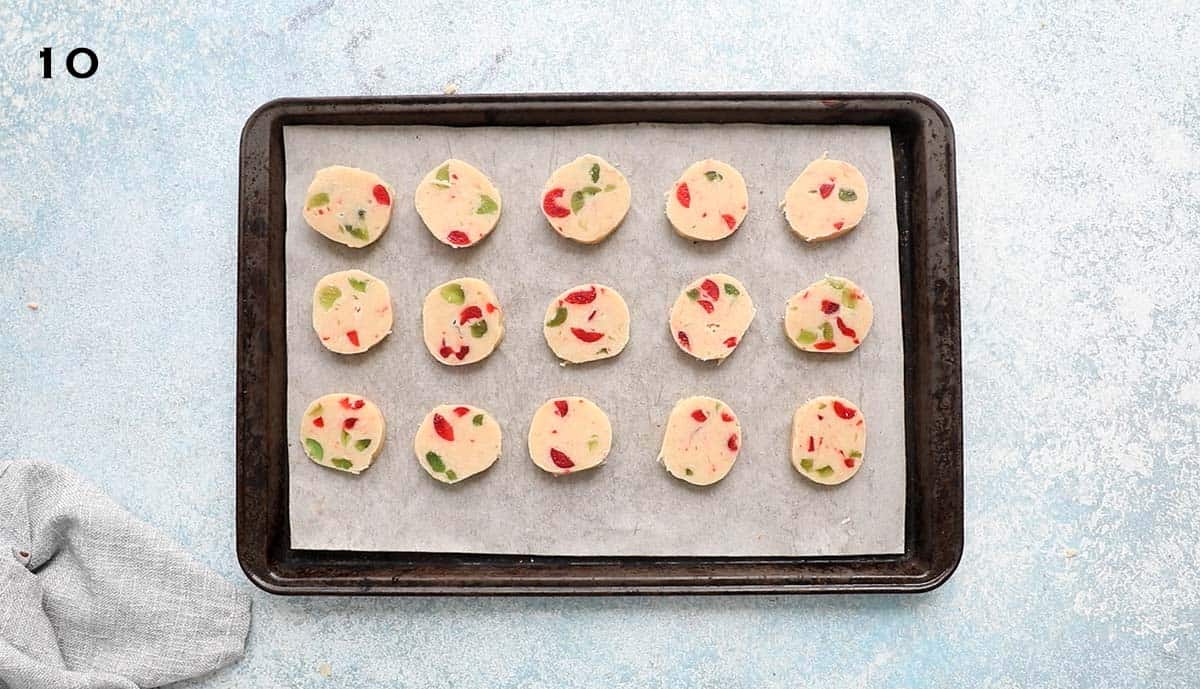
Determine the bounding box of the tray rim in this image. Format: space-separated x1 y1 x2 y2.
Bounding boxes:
236 91 962 595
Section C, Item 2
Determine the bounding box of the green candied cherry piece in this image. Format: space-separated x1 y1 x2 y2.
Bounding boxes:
341 430 351 447
838 188 858 202
306 192 330 209
317 285 341 310
434 164 451 186
570 190 585 213
685 468 694 476
849 450 862 458
348 276 368 292
426 451 446 473
586 435 599 452
821 322 835 341
704 170 723 182
331 458 353 470
826 277 846 290
472 414 484 426
445 469 458 481
307 403 323 416
817 403 827 410
800 458 813 471
724 283 740 297
304 438 324 461
686 288 700 301
475 194 499 215
588 162 600 183
817 465 835 477
546 306 568 327
581 185 601 196
843 288 858 309
470 320 488 338
796 329 818 345
354 438 372 451
440 283 465 304
344 224 369 241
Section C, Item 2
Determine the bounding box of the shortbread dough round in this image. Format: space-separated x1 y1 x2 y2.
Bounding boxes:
414 404 502 484
542 284 630 364
414 159 502 248
540 154 631 244
527 397 612 475
299 393 385 475
669 273 756 361
422 278 505 366
783 157 869 242
785 276 874 353
312 269 393 354
791 396 866 485
665 159 749 241
659 396 742 486
302 165 393 248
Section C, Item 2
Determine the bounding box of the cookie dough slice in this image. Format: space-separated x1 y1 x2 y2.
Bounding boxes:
414 159 502 248
665 159 749 241
669 273 756 361
299 393 385 474
542 284 630 364
540 154 631 244
527 397 612 475
783 157 868 241
659 396 742 486
302 165 393 248
414 404 502 483
422 278 504 366
791 396 866 485
785 276 874 353
312 269 392 354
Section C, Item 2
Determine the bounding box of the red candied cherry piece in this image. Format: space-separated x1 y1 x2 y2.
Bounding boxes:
813 341 837 350
836 317 857 338
691 409 708 422
723 336 737 348
372 184 391 205
453 406 470 417
564 286 597 304
343 417 358 430
677 331 691 350
720 412 734 423
570 328 604 343
821 300 840 314
808 436 815 452
312 416 324 428
485 303 497 313
676 182 691 208
459 305 483 324
554 400 568 417
339 397 352 409
727 433 739 451
844 457 856 468
833 221 844 230
438 338 453 359
697 299 714 314
454 345 470 360
700 279 720 301
351 399 364 410
543 188 571 218
549 448 575 468
447 230 471 246
721 213 736 229
346 330 360 347
432 413 455 441
819 182 834 198
833 401 857 419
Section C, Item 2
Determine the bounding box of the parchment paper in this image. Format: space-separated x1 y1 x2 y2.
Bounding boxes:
283 123 905 556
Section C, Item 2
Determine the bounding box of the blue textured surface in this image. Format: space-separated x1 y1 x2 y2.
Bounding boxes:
2 1 1198 687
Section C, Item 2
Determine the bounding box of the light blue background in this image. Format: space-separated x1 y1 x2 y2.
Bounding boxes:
1 1 1197 687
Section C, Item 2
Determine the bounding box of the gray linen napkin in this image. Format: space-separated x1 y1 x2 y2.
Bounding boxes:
0 460 250 688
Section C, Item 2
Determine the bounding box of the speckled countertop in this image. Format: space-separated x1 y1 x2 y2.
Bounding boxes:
1 1 1197 687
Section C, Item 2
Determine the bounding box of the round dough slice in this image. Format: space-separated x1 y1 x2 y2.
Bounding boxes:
414 404 502 483
659 396 742 486
299 393 385 474
542 284 630 364
783 157 869 242
669 273 756 361
785 276 874 353
665 159 749 241
414 159 502 248
791 396 866 485
527 397 612 475
540 154 631 244
422 278 505 366
302 165 393 248
312 269 393 354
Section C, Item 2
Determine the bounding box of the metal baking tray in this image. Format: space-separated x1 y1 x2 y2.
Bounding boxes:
236 92 961 594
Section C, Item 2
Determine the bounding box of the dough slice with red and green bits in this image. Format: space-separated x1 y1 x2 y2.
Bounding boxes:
302 166 393 248
527 397 612 476
414 159 502 248
669 273 756 361
542 284 630 364
413 404 502 484
665 159 749 241
421 278 505 366
299 393 385 475
659 396 742 486
540 154 631 244
785 276 874 353
311 269 393 354
783 157 868 242
791 395 866 485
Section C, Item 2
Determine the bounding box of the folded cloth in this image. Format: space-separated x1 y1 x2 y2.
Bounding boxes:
0 461 250 689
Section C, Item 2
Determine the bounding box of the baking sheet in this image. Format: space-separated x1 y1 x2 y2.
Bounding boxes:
283 122 905 556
